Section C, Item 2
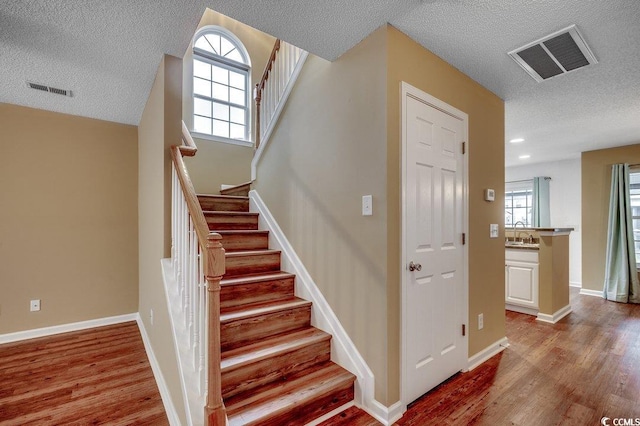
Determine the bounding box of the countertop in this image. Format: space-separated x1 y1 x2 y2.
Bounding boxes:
505 227 574 232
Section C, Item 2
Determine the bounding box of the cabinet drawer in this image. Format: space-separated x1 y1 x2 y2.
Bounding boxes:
506 249 538 263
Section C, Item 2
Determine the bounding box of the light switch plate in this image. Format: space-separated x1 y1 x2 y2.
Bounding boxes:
490 224 499 238
30 299 41 312
362 195 372 216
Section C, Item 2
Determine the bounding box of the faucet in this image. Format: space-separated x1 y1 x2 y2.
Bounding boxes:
512 221 526 242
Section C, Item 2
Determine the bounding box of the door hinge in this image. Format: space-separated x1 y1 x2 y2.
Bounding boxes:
462 233 466 245
462 324 466 336
462 141 466 154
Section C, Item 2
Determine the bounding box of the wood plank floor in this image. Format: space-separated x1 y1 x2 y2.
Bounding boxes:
0 321 168 425
396 288 640 425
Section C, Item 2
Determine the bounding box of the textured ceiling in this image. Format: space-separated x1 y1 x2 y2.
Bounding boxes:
391 0 640 166
1 0 639 166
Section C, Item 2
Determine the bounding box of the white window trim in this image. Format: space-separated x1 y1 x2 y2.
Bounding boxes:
629 167 640 269
191 25 252 145
191 131 254 148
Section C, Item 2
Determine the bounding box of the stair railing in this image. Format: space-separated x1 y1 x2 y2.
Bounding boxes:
254 39 307 151
171 121 226 426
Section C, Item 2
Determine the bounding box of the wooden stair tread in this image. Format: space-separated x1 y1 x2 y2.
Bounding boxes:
221 271 295 286
221 327 330 370
197 194 249 201
220 297 311 322
318 406 382 426
220 181 252 196
203 211 258 216
216 230 269 235
225 249 281 258
225 361 356 425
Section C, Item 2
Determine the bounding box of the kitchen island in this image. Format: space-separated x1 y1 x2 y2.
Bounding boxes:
505 227 574 323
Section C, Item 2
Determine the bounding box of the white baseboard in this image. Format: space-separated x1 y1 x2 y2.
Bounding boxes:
136 314 181 426
467 337 509 371
580 288 603 298
505 304 538 316
0 313 138 344
250 190 397 424
536 304 572 324
367 400 405 425
569 281 582 288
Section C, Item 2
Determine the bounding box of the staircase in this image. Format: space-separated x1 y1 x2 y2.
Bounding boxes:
197 186 357 425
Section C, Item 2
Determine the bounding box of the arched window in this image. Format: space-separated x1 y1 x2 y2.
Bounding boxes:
192 27 250 141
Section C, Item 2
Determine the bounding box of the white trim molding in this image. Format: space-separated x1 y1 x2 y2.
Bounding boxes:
467 337 510 371
367 400 405 425
0 313 138 344
569 281 582 288
536 304 572 324
250 190 399 424
136 314 181 426
580 288 604 298
505 304 539 316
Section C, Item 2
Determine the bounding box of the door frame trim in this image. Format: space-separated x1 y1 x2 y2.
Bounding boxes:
399 81 469 407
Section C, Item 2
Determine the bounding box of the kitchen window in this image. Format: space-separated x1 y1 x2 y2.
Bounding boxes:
505 180 533 227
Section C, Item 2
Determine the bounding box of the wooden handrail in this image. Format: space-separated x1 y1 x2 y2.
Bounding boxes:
171 121 226 426
180 120 198 157
256 39 281 94
255 39 281 150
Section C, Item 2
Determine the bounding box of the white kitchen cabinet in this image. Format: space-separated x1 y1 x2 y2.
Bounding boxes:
505 249 539 311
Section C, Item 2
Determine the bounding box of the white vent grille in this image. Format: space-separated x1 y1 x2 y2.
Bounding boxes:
26 81 73 97
508 25 597 82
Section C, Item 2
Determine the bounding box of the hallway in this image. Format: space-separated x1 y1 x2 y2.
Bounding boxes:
397 288 640 425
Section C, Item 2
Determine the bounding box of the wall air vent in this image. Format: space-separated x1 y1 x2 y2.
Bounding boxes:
26 81 73 97
508 25 597 82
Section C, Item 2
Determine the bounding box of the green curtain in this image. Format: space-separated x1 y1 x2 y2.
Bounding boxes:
532 177 550 227
604 164 640 303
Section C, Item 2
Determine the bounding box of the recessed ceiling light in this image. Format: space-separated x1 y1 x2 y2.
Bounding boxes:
510 138 525 143
519 154 531 159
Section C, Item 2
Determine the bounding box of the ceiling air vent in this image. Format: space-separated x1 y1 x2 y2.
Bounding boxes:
508 25 597 82
26 81 73 97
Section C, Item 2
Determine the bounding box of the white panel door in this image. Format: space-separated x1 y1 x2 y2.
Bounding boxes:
403 90 467 405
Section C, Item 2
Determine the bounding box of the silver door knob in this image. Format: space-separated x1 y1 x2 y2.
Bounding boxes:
409 261 422 272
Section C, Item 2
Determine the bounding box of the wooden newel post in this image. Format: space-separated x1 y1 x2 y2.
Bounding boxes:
204 232 226 426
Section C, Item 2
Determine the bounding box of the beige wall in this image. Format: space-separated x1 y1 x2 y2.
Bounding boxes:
582 143 640 291
138 55 187 423
537 235 570 315
386 26 505 401
254 27 390 402
0 103 138 334
254 24 505 405
182 8 276 193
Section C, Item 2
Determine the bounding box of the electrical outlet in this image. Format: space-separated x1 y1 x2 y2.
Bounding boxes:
478 313 484 330
30 299 41 312
150 309 154 326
